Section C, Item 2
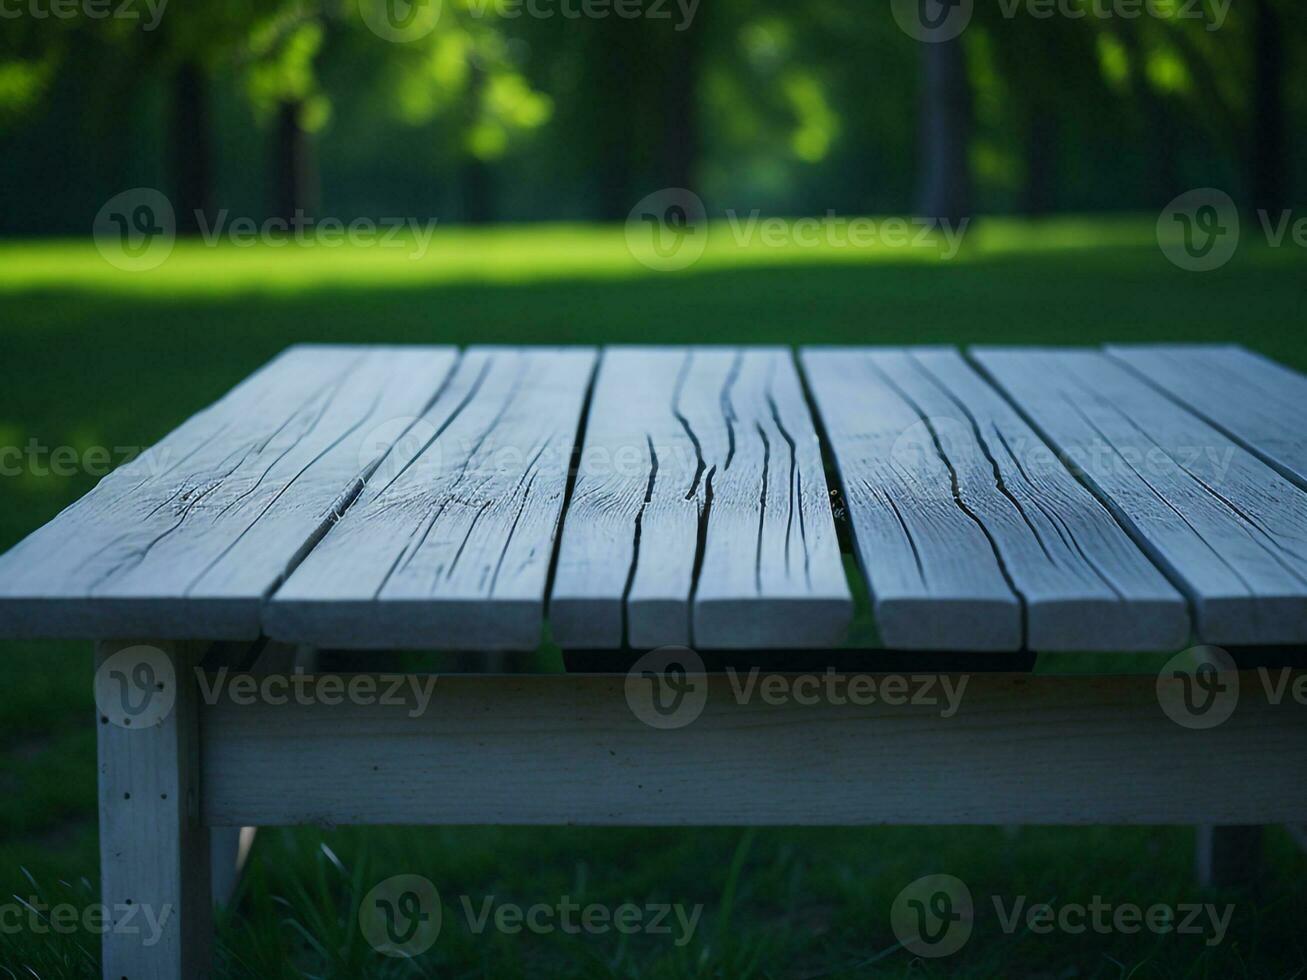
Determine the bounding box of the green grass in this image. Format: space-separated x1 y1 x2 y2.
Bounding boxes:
1 218 1305 977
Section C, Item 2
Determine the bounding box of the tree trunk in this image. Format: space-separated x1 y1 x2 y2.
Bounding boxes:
660 20 700 194
1115 25 1177 209
1021 109 1056 216
461 65 493 223
272 101 317 222
590 20 638 221
171 62 212 235
1249 0 1286 213
917 37 972 222
461 159 493 224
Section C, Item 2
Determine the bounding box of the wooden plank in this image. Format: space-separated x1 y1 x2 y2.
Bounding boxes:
1105 344 1307 489
266 347 597 650
97 639 212 978
200 672 1307 827
551 348 851 649
0 346 458 640
881 348 1187 650
972 347 1307 645
801 348 1020 650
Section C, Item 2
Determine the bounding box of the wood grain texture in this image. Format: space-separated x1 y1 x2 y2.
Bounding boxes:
801 348 1020 650
266 347 597 650
0 346 457 640
1106 344 1307 489
201 672 1307 826
97 640 212 978
888 348 1187 650
550 348 851 650
972 347 1307 645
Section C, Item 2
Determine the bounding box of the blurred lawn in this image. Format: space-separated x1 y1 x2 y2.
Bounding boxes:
0 218 1305 977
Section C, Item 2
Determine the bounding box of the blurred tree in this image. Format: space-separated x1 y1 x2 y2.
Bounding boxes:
353 0 552 222
918 35 971 221
972 10 1101 215
1249 0 1285 211
243 9 330 218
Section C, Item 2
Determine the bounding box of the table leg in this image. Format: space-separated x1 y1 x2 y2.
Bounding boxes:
1195 825 1263 890
96 639 212 979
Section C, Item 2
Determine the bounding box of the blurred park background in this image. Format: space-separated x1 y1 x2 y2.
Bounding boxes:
2 0 1306 228
3 0 1307 976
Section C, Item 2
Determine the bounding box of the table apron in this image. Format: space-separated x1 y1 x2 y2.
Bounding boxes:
196 671 1307 827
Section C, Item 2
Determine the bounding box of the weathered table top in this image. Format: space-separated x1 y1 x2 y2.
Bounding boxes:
1 344 1304 653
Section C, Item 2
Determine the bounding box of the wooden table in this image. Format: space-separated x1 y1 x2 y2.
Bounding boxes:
1 344 1305 978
